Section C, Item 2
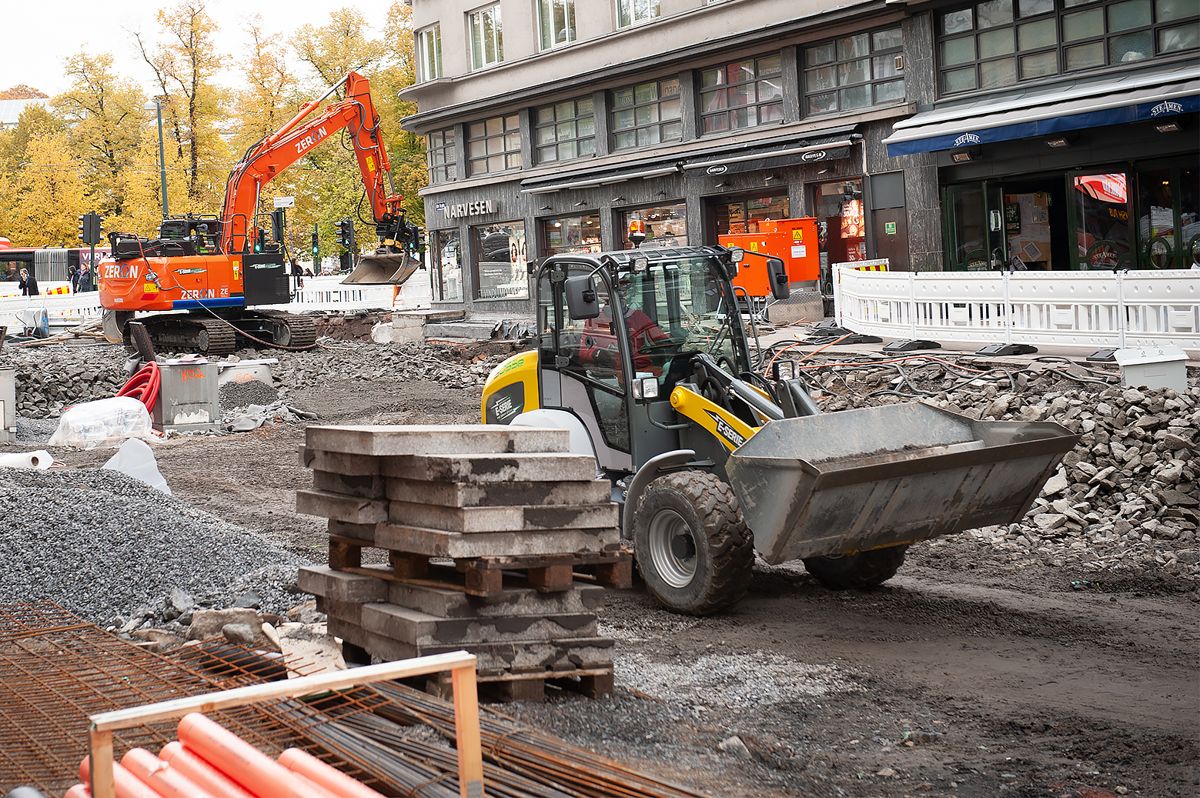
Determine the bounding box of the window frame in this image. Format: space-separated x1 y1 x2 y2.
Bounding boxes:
609 77 683 151
416 24 443 82
426 127 457 185
468 3 504 71
534 97 597 165
538 0 578 51
699 53 786 136
936 0 1200 98
467 114 522 176
616 0 662 29
802 26 906 118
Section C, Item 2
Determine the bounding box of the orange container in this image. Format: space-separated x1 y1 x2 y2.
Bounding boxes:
719 216 820 297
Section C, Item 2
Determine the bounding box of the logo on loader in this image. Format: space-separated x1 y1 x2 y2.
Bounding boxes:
705 410 745 448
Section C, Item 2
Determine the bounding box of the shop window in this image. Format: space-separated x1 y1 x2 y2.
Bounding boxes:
472 221 528 299
417 25 442 81
803 27 906 116
699 54 784 135
432 229 463 301
1073 172 1134 269
469 4 504 70
535 97 596 164
813 180 866 264
539 0 577 50
712 194 791 236
467 114 521 176
1136 166 1199 269
937 0 1200 96
427 128 456 184
610 78 683 150
617 0 661 28
620 203 687 249
543 212 602 255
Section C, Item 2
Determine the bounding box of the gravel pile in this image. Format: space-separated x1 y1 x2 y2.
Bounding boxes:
0 467 307 625
0 345 127 416
219 379 279 409
796 355 1199 580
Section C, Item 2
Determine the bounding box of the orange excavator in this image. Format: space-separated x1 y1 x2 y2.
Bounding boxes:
99 71 421 355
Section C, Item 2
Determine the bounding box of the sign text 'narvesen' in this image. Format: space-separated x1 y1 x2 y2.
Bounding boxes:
442 200 497 219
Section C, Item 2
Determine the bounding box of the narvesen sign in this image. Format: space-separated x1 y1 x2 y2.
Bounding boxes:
442 200 498 219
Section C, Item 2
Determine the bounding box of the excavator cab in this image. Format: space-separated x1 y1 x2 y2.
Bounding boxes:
482 246 1077 615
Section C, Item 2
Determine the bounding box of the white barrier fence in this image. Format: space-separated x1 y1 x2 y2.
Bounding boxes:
0 273 432 333
834 266 1200 357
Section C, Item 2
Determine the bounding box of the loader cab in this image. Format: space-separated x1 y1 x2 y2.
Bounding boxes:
536 247 752 475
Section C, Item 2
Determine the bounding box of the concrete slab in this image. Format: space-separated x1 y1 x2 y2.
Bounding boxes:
375 524 621 558
301 448 380 476
314 470 387 499
381 453 599 483
296 490 387 524
359 602 599 646
305 424 570 456
298 566 386 603
384 477 613 507
327 520 378 543
387 501 619 533
386 582 607 619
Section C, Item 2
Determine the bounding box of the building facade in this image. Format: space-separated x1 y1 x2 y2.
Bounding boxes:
402 0 1199 318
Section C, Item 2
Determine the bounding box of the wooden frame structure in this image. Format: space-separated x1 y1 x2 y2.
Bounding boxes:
86 651 486 798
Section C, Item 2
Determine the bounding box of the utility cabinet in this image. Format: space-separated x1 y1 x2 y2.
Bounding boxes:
154 360 219 433
0 368 14 443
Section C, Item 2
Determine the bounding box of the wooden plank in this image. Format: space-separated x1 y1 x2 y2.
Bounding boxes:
88 729 115 798
451 664 486 798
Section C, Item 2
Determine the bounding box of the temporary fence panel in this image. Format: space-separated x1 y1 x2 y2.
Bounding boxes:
836 266 1200 356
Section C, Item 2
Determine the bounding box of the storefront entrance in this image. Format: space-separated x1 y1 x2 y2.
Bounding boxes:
706 192 791 238
813 179 865 267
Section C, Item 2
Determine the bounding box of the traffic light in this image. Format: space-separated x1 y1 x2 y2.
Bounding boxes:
270 209 285 246
311 225 319 260
77 212 102 245
253 227 266 253
337 219 355 251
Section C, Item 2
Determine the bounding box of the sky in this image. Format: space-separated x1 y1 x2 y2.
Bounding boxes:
1 0 398 97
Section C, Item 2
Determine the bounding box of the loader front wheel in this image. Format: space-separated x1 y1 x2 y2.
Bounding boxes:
634 471 754 616
802 545 908 591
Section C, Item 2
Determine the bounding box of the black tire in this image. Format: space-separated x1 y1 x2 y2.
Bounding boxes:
802 545 908 590
633 470 754 616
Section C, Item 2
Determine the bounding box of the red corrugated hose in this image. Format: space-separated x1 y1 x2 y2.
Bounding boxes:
116 361 161 412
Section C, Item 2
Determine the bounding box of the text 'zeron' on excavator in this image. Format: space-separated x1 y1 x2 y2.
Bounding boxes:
99 71 421 356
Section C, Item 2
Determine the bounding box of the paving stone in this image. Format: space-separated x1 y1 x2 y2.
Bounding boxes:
380 453 599 483
356 601 599 645
313 470 388 499
296 490 388 524
298 566 387 603
374 524 621 558
387 501 618 533
305 424 570 457
384 477 613 507
301 448 381 476
385 582 608 619
327 520 378 543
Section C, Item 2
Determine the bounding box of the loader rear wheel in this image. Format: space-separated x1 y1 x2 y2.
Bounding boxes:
802 545 908 591
634 471 754 616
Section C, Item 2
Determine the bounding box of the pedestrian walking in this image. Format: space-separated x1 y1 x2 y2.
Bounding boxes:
18 268 39 296
76 262 95 292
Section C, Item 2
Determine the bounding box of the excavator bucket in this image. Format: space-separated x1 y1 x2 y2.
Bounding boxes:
725 403 1078 564
341 251 421 286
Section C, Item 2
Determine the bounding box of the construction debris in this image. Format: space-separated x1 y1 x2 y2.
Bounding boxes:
0 468 305 626
297 424 630 700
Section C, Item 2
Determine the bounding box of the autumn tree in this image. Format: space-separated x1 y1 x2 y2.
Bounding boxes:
0 106 69 244
7 131 89 247
233 19 301 153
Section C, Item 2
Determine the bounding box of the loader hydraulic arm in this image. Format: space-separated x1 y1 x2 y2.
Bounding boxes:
219 71 407 254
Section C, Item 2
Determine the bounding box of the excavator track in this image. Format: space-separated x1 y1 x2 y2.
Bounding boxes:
236 310 318 350
136 315 239 356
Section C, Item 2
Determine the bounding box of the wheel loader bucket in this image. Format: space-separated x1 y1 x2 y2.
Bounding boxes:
341 252 421 286
724 403 1078 564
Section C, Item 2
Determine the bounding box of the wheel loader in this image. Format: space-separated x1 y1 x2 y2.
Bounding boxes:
480 245 1076 614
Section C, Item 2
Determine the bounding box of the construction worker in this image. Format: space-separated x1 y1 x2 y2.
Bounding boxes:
18 267 39 296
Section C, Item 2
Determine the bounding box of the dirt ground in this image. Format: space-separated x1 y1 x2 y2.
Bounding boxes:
38 374 1200 798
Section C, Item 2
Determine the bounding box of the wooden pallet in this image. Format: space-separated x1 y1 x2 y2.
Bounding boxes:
421 666 614 703
330 538 633 598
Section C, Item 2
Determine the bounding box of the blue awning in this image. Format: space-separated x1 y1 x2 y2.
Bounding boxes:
885 64 1200 156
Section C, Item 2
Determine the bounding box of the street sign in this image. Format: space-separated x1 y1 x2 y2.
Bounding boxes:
273 196 295 208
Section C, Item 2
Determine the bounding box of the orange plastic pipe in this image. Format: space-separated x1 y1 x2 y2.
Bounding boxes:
279 748 387 798
160 741 255 798
122 747 220 798
64 785 91 798
176 713 317 798
290 771 352 798
79 757 162 798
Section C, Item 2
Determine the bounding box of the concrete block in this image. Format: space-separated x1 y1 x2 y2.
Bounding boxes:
384 477 613 507
327 520 378 544
386 582 607 619
298 566 386 603
297 490 388 524
360 602 598 646
387 501 619 533
314 470 387 499
305 424 570 456
375 524 621 559
301 448 380 476
381 453 598 483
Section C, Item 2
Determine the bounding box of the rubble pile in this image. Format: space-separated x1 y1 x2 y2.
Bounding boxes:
798 356 1199 579
0 345 127 416
261 341 504 392
0 467 306 626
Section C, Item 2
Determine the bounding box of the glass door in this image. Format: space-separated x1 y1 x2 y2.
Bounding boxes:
1069 170 1133 270
943 182 1006 271
1135 165 1200 269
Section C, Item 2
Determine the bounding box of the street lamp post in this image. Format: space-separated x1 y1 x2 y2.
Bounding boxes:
145 98 169 219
